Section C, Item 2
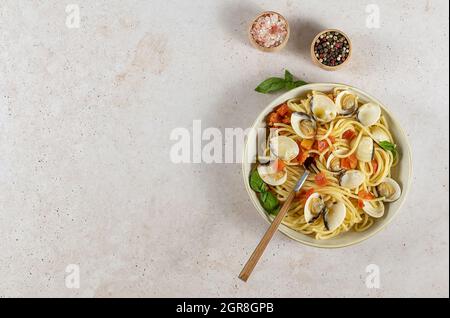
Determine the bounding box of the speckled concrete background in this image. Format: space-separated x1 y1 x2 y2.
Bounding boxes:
0 0 448 298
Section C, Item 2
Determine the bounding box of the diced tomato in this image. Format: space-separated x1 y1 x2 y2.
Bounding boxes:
329 136 336 144
297 188 315 203
341 158 350 170
315 172 328 187
358 191 374 209
296 190 305 199
276 103 291 117
341 154 358 170
317 140 329 153
305 188 315 200
358 191 374 200
274 159 285 172
371 160 378 173
343 129 357 141
282 116 291 125
301 139 315 150
296 147 309 165
351 155 359 169
267 112 280 127
298 152 309 165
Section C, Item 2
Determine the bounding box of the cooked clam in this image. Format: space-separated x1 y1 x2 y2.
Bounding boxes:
362 200 385 218
269 136 299 161
335 90 358 116
291 112 317 139
304 193 326 224
357 103 381 127
339 170 365 189
377 178 401 202
371 126 391 143
324 201 347 231
356 136 374 163
257 161 288 186
311 93 338 123
326 149 347 172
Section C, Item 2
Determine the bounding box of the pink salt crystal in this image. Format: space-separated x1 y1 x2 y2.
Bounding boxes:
250 13 288 49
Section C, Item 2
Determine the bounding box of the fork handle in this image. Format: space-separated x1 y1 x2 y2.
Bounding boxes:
238 190 296 282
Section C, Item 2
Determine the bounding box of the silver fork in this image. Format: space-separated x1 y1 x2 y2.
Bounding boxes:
239 157 318 282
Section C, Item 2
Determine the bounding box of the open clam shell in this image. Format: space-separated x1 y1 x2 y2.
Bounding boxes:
257 161 288 186
324 201 347 231
335 90 358 116
304 193 326 224
362 200 385 218
269 136 299 161
326 149 347 173
356 136 374 163
311 93 338 123
377 178 401 202
291 112 317 139
339 170 365 189
357 103 381 127
371 126 391 143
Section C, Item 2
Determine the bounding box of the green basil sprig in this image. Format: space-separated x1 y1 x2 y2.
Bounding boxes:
379 141 398 159
249 169 280 215
260 191 280 215
255 70 308 94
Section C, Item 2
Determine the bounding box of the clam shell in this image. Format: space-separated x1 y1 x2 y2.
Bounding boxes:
335 90 358 116
356 136 374 163
304 193 325 224
357 103 381 127
362 200 385 218
371 126 391 143
291 112 317 139
311 94 338 123
377 178 401 202
339 170 365 189
269 136 299 161
257 163 288 186
326 149 347 172
324 201 346 231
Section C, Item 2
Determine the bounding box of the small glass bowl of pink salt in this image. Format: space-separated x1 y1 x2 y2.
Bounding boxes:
248 11 290 52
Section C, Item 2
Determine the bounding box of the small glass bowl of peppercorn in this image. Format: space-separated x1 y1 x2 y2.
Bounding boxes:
311 29 352 71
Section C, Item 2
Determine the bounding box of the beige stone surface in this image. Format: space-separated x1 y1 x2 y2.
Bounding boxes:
0 0 448 297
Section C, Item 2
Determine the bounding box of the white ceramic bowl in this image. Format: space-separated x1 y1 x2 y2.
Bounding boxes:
242 83 412 248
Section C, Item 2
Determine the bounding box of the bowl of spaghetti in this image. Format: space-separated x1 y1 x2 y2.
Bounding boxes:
243 83 412 248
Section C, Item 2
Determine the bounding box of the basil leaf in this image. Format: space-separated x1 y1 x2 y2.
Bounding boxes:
255 77 286 94
250 169 266 193
286 79 308 91
285 81 297 90
284 70 294 82
261 191 268 202
250 169 280 213
270 206 281 216
379 141 398 159
259 181 268 193
260 191 280 213
294 80 308 87
255 70 308 94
